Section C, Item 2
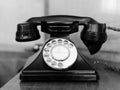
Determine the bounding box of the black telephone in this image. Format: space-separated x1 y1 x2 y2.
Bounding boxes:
16 15 107 82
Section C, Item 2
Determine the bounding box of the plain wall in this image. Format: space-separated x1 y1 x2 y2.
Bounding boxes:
49 0 120 62
0 0 46 87
0 0 45 47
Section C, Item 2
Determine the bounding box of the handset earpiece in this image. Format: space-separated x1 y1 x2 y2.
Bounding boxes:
81 23 107 55
16 23 40 42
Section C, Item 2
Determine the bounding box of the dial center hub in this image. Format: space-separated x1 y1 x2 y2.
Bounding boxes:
51 45 70 61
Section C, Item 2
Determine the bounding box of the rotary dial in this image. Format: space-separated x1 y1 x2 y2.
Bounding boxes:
43 38 77 70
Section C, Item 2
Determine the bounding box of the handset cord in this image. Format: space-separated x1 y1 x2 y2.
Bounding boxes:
107 26 120 32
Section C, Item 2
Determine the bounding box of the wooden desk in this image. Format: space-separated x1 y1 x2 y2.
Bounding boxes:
0 45 35 87
1 49 120 90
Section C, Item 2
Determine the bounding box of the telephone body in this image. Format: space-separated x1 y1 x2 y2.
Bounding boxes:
16 15 107 82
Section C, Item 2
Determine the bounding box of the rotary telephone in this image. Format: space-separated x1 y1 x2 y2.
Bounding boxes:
16 15 108 82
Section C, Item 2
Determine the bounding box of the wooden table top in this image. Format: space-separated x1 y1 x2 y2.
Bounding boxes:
1 49 120 90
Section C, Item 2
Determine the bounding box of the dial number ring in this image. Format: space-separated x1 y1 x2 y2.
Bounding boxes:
43 38 77 70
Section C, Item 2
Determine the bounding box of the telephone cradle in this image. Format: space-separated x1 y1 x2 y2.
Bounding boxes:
16 15 107 82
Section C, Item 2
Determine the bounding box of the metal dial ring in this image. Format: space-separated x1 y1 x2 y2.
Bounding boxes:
43 38 77 70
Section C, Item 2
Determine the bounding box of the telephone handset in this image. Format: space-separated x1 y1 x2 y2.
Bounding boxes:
16 15 107 55
16 15 107 82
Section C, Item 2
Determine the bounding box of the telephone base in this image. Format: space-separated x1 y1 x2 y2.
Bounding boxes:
20 70 98 82
20 51 99 82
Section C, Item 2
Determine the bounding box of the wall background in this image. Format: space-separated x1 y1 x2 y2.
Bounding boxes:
0 0 45 48
49 0 120 62
0 0 46 87
0 0 120 61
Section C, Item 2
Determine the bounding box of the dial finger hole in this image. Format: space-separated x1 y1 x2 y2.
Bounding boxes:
47 43 52 47
51 61 57 66
44 53 49 57
52 40 57 44
58 39 62 43
64 40 68 44
44 48 49 52
46 58 52 62
68 43 73 48
58 63 63 68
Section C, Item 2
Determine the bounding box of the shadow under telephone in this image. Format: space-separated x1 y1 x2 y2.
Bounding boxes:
15 15 108 82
